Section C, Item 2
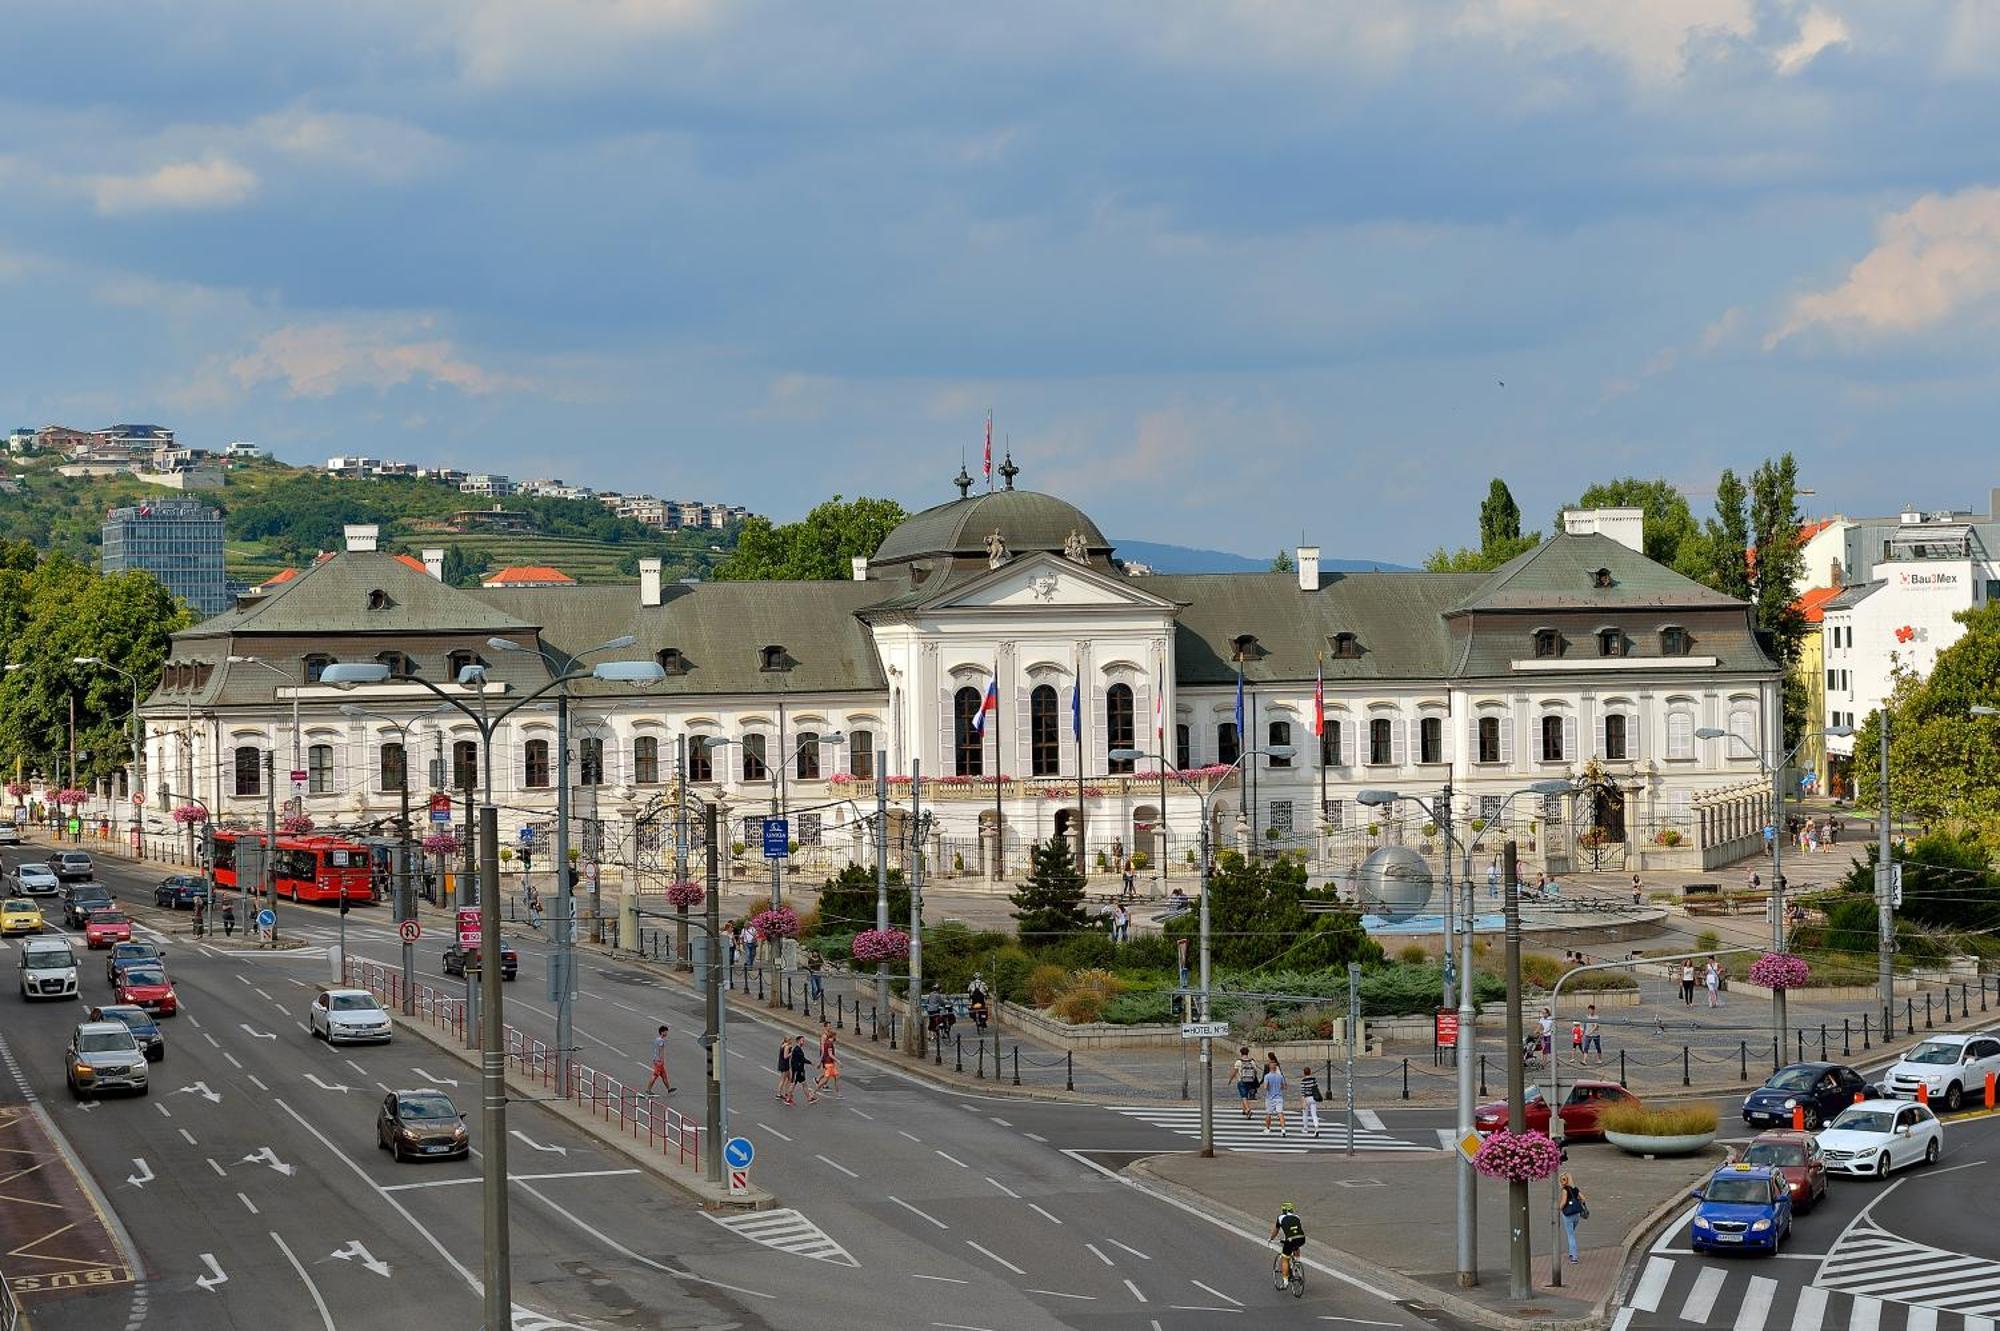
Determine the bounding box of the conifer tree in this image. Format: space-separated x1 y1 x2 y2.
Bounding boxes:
1010 836 1088 942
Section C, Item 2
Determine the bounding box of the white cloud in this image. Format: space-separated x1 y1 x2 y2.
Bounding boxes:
1767 186 2000 347
91 157 257 215
444 0 723 87
248 110 448 182
1773 6 1850 75
1450 0 1757 83
227 318 516 398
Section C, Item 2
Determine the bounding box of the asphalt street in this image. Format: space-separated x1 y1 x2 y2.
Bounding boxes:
1 842 1487 1331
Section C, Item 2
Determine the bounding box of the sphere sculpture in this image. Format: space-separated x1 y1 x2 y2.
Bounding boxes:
1358 845 1434 922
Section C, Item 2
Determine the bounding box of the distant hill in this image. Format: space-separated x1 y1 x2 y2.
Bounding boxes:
1112 538 1410 575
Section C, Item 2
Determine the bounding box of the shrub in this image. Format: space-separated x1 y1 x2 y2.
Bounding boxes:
1117 933 1179 972
1598 1103 1718 1136
1397 943 1431 965
815 863 911 934
985 946 1034 1003
1695 929 1722 954
1056 933 1116 972
1102 990 1178 1025
1654 829 1684 846
731 841 746 856
1095 850 1110 871
1049 969 1126 1024
1519 953 1565 990
1026 963 1070 1007
1130 850 1150 871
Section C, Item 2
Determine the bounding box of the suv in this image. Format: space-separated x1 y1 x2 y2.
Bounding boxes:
62 883 114 928
10 864 61 898
66 1020 149 1098
442 941 518 981
18 937 77 1000
48 851 94 882
1883 1034 2000 1112
153 875 211 910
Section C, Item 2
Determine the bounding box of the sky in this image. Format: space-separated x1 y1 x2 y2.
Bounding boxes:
4 1 1999 565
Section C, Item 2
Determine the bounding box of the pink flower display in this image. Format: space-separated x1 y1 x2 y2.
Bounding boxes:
54 787 87 807
279 813 315 834
666 880 704 910
171 803 209 825
851 928 911 962
1749 951 1811 991
421 831 460 855
749 905 800 940
1472 1129 1564 1182
4 782 27 800
1043 785 1104 799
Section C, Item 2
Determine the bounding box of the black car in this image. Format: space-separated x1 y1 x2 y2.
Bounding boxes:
62 883 114 928
97 1003 165 1062
1742 1062 1876 1130
107 941 164 985
48 851 94 882
377 1089 470 1161
152 875 211 910
442 941 517 981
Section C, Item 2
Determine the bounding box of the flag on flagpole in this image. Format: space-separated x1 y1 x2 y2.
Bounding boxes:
1154 654 1164 739
1313 654 1325 738
1233 659 1245 738
1072 655 1083 740
971 677 999 737
983 411 993 489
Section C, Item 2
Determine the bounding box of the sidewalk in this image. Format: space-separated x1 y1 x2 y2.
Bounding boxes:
1134 1140 1719 1331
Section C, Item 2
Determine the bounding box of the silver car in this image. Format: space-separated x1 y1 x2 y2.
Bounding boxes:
10 863 59 897
67 1021 149 1098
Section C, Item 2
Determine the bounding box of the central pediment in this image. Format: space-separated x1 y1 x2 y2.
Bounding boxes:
928 551 1180 613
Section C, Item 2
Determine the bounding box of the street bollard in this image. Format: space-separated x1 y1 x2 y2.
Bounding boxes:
955 1034 963 1073
1792 1104 1805 1130
978 1040 986 1080
934 1029 943 1066
1987 1072 1996 1108
1843 1018 1851 1057
1325 1056 1333 1093
1925 992 1933 1029
836 995 844 1031
1066 1050 1074 1091
1984 978 1990 1014
1862 1011 1871 1050
1013 1046 1020 1086
1619 1049 1626 1086
1683 1046 1691 1087
1820 1024 1828 1061
1797 1029 1805 1064
1479 1055 1489 1097
1772 1037 1780 1072
1966 981 1974 1018
757 969 765 1002
1906 997 1915 1035
871 1006 879 1042
1917 1081 1929 1106
1402 1058 1410 1100
1740 1041 1748 1082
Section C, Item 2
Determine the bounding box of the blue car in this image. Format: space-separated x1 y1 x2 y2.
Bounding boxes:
1740 1062 1872 1130
1689 1163 1793 1255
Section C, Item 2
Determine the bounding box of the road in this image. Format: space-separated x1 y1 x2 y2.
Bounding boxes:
0 841 1483 1331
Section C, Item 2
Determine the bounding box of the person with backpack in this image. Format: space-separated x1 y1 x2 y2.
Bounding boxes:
1298 1064 1323 1137
1231 1047 1259 1120
1559 1172 1588 1263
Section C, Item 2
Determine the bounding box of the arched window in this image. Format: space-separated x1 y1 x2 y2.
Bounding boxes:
1106 684 1135 773
1267 719 1292 767
1368 718 1393 765
308 743 334 795
742 734 768 782
452 740 478 792
632 736 660 784
579 737 605 786
849 730 875 779
1728 707 1757 756
1604 714 1628 761
1175 723 1192 771
1320 719 1343 766
688 736 715 782
1217 721 1240 767
796 731 821 781
1030 685 1060 777
953 687 984 778
523 739 551 789
1477 716 1501 764
1541 715 1565 762
1666 709 1694 760
1419 716 1443 764
234 746 262 796
380 742 407 792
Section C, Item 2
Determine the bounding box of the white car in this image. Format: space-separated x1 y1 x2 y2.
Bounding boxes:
0 824 23 846
9 864 59 898
1882 1033 2000 1111
1817 1099 1943 1178
309 988 393 1045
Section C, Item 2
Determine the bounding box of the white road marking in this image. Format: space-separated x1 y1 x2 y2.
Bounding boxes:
1086 1243 1115 1266
254 987 272 1001
1610 1311 1634 1331
1028 1203 1062 1225
203 1033 220 1048
911 1274 968 1284
248 1075 269 1090
1734 1275 1776 1331
816 1153 859 1178
1123 1277 1147 1303
706 1208 856 1268
186 1014 202 1027
205 1158 225 1177
757 1122 794 1142
1355 1108 1384 1131
1908 1308 1939 1331
1789 1285 1827 1331
1191 1279 1240 1306
1631 1256 1674 1311
345 1059 367 1076
1679 1266 1726 1323
223 1053 242 1069
1025 1132 1047 1143
848 1107 874 1120
154 1103 171 1118
237 1192 258 1215
1850 1296 1883 1331
1025 1288 1095 1300
989 1117 1011 1127
1108 1239 1152 1261
932 1323 996 1331
888 1196 948 1230
935 1149 968 1168
1651 1207 1697 1253
178 1128 197 1146
965 1240 1024 1275
985 1176 1018 1198
271 1230 336 1331
898 1130 921 1143
379 1169 641 1193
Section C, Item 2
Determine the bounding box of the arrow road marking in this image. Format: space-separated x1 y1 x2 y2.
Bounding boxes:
240 1146 297 1177
509 1129 567 1155
73 1100 97 1113
411 1066 460 1087
176 1081 222 1104
329 1239 392 1278
305 1074 355 1094
195 1252 228 1291
239 1024 277 1040
127 1158 153 1188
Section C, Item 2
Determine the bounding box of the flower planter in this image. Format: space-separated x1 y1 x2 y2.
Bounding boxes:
1605 1129 1716 1158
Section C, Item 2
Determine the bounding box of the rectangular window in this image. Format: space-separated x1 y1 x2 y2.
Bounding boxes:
1419 716 1442 764
849 733 874 780
688 737 715 782
1320 719 1342 767
1827 668 1838 691
523 739 551 789
380 742 407 792
1268 720 1292 767
1666 712 1693 760
1269 800 1293 836
1477 716 1501 764
452 740 478 792
633 736 659 784
579 737 605 786
1368 718 1392 765
1174 723 1191 771
1604 713 1628 761
796 732 822 781
1030 687 1060 777
1541 715 1564 762
1322 798 1345 830
1480 795 1502 823
742 734 768 782
308 743 334 795
234 746 262 797
1217 722 1240 767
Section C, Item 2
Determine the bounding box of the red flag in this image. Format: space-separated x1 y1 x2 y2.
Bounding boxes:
983 411 992 485
1313 656 1325 737
972 677 999 736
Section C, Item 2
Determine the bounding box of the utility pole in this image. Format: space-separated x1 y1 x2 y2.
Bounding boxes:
553 687 575 1097
461 788 477 909
674 735 690 967
1198 807 1215 1157
1502 839 1530 1299
874 749 890 1022
1877 714 1894 1026
264 751 278 940
703 801 724 1184
477 805 511 1330
1344 961 1360 1156
1768 736 1788 1056
907 759 925 1057
398 757 413 1015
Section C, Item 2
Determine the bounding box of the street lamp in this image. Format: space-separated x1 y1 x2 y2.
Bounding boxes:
340 703 447 1015
227 656 301 792
320 654 663 1331
1112 742 1292 1158
71 657 142 852
1696 723 1851 1054
1358 779 1569 1289
770 730 844 909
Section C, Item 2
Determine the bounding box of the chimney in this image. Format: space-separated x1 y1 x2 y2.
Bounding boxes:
1561 507 1644 555
1296 545 1320 592
422 548 445 581
851 556 868 581
639 557 663 608
343 524 379 553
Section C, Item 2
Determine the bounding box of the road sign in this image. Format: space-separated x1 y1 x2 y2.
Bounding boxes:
723 1136 754 1170
257 909 275 929
517 825 535 844
397 920 421 943
290 769 308 785
582 862 598 883
131 790 144 806
455 907 481 949
1180 1021 1229 1040
1455 1130 1484 1163
728 1168 748 1196
762 819 789 859
1434 1010 1460 1049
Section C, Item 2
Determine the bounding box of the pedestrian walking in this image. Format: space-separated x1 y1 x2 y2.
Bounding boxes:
1705 958 1724 1007
742 923 760 971
814 1021 840 1096
1570 1019 1584 1056
192 900 206 938
1261 1054 1288 1136
723 921 739 970
1680 961 1697 1006
805 947 825 1004
1298 1064 1322 1137
1231 1047 1259 1120
646 1025 674 1094
1559 1173 1588 1263
789 1034 816 1104
1121 856 1136 899
1582 1005 1603 1065
776 1036 796 1104
1630 873 1643 905
1111 902 1129 943
221 901 236 937
526 887 544 930
1537 1008 1554 1059
1488 863 1500 899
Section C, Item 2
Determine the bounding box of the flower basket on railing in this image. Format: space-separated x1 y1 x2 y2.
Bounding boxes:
421 831 460 855
54 787 87 807
280 814 315 835
1472 1129 1563 1182
4 782 26 802
1749 951 1810 991
749 905 800 940
666 880 704 910
172 803 208 825
851 927 911 962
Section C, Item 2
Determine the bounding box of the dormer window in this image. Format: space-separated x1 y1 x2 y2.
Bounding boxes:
1660 626 1690 656
1533 628 1561 659
657 648 687 676
303 654 334 683
1596 629 1624 658
1591 567 1614 589
1329 632 1360 660
447 651 485 680
1230 633 1260 662
376 650 414 678
366 588 393 611
759 645 789 672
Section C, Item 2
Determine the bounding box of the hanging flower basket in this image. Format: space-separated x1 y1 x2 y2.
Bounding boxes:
421 831 460 855
1750 951 1811 991
54 787 87 807
749 905 800 940
171 803 208 825
666 880 704 910
852 927 912 962
4 782 27 801
1472 1130 1564 1182
280 814 315 835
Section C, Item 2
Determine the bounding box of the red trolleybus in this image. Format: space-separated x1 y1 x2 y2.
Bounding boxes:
211 831 375 905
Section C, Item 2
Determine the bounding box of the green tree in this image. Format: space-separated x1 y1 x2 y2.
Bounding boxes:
1165 851 1383 971
1480 478 1522 552
1828 830 2000 937
1560 477 1700 570
1700 468 1753 600
713 495 907 581
815 862 911 933
1749 453 1809 742
1270 548 1295 573
1010 837 1088 942
1424 478 1540 572
439 545 491 588
1853 601 2000 839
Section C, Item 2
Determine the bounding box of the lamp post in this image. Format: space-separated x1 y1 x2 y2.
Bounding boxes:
1697 723 1851 1053
321 655 664 1330
1358 779 1569 1289
768 731 845 910
228 655 301 804
1113 743 1292 1157
71 657 142 851
341 704 446 1015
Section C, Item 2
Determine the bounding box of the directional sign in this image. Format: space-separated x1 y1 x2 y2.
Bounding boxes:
430 806 452 825
517 825 535 845
1180 1021 1229 1040
762 819 789 859
398 919 421 943
195 1253 228 1292
723 1135 755 1170
257 908 275 929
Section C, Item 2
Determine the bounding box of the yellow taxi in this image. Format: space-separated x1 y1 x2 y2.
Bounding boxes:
0 898 44 937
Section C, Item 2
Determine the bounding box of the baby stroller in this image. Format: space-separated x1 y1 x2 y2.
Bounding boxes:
1520 1036 1545 1071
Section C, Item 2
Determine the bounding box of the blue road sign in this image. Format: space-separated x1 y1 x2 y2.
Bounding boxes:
723 1136 754 1170
761 819 788 859
430 807 452 824
257 908 276 928
518 825 535 844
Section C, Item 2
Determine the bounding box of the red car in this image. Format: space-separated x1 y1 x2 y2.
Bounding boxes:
1739 1130 1829 1212
84 910 133 949
113 964 178 1015
1473 1081 1640 1140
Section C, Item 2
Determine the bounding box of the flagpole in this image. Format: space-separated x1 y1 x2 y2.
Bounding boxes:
1158 652 1169 901
992 670 1002 881
1316 653 1326 856
1075 652 1085 882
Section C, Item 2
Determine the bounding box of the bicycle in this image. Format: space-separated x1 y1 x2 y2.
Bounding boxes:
1272 1244 1305 1298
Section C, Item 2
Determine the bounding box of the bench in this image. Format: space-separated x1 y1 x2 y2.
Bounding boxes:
1682 882 1722 899
1684 900 1732 918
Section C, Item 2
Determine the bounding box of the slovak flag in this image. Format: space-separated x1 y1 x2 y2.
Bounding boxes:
1313 656 1325 738
971 677 999 737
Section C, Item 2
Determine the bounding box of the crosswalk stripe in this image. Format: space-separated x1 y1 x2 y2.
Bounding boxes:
1910 1308 1939 1331
1735 1276 1777 1331
1790 1284 1827 1331
1104 1106 1433 1152
1967 1318 1995 1331
1356 1108 1384 1130
1631 1256 1673 1312
1680 1267 1727 1323
1850 1296 1883 1331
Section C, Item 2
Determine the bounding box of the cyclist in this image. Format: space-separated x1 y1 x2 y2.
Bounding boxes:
1270 1202 1306 1285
